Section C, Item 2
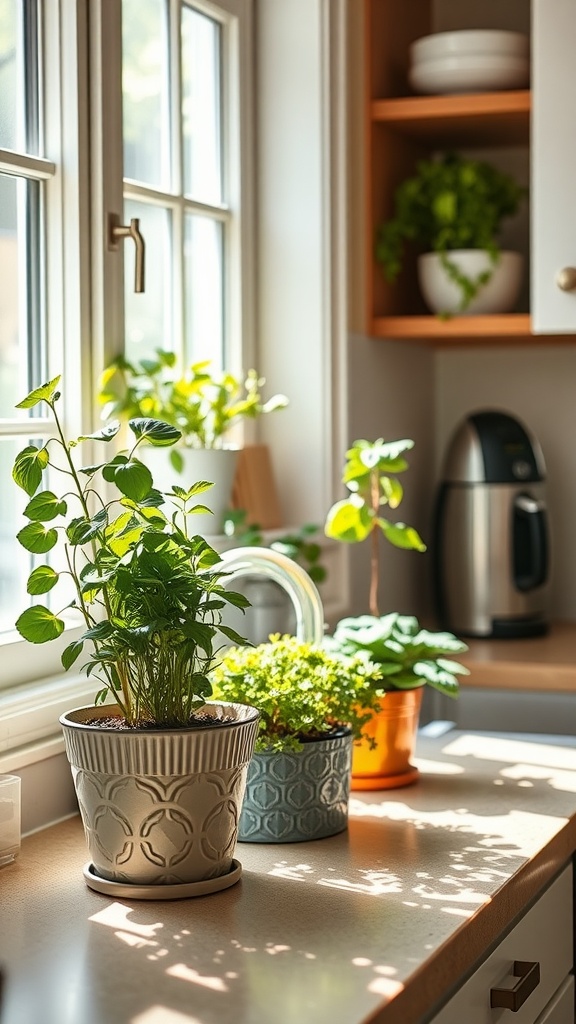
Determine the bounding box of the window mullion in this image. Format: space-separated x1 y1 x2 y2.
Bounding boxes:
171 0 184 359
23 0 40 154
89 0 126 379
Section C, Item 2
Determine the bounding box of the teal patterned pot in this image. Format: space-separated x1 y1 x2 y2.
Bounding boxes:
238 730 353 843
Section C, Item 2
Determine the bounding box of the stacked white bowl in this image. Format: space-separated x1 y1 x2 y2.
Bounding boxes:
409 30 530 95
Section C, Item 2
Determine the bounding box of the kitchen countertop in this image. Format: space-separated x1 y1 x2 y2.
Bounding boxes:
460 620 576 691
1 727 576 1024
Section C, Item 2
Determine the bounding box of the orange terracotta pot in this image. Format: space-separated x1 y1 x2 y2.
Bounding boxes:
351 688 423 791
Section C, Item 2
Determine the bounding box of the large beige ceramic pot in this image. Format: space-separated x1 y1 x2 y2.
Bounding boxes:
60 701 259 898
351 689 423 791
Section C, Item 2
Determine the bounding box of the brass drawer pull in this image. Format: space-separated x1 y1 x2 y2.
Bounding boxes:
490 961 541 1011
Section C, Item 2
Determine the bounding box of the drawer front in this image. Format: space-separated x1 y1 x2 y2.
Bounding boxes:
534 976 574 1024
431 865 573 1024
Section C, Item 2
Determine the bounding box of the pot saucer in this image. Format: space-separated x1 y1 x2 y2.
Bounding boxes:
83 859 242 900
351 765 420 791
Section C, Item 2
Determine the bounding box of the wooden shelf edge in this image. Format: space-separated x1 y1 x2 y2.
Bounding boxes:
369 315 576 345
371 313 530 338
371 90 531 124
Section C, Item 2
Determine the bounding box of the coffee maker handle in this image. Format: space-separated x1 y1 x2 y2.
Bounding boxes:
513 495 549 591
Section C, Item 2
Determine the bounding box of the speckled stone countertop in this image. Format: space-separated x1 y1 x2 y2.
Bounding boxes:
1 728 576 1024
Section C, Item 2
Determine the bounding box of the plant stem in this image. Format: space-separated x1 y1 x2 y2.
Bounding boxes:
369 467 380 617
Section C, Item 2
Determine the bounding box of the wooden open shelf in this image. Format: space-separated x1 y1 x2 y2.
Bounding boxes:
372 90 531 147
363 0 545 347
370 313 576 346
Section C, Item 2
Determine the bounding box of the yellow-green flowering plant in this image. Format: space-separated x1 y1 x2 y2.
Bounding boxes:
210 634 382 752
98 350 289 463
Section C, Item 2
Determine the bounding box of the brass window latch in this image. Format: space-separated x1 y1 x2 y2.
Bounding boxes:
108 214 145 293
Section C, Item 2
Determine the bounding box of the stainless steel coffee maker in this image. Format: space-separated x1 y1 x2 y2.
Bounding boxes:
434 410 550 638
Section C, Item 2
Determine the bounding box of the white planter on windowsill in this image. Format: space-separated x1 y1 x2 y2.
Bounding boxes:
138 446 240 537
417 250 523 316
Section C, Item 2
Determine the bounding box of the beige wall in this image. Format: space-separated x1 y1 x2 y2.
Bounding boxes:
346 2 434 620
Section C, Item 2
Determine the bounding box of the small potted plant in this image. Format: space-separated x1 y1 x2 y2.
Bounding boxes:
210 634 381 843
326 614 468 789
98 350 289 534
12 375 261 898
376 152 526 317
325 437 468 789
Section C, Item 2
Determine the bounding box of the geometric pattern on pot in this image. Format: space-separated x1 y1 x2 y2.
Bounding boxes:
238 732 352 843
73 766 248 886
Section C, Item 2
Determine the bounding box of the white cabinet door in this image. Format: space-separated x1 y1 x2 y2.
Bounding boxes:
532 0 576 332
534 977 575 1024
430 866 573 1024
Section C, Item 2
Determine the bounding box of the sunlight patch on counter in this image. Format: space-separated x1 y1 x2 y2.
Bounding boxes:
442 906 476 918
442 733 576 771
166 963 229 991
499 762 576 792
352 958 404 1000
131 1007 202 1024
89 902 163 939
411 758 464 775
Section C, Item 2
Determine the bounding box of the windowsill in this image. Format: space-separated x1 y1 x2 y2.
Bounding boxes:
0 672 95 774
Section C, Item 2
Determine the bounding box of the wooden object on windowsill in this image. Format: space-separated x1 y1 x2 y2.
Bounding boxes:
231 444 283 530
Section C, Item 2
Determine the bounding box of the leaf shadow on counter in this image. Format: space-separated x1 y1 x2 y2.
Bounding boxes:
73 775 558 1024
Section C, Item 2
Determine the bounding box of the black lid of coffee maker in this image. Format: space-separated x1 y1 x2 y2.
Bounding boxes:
469 411 544 484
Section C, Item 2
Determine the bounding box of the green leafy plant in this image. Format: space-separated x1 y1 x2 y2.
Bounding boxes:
210 633 382 752
376 152 526 313
223 509 327 585
324 438 425 617
98 350 289 464
325 613 468 699
324 441 468 699
12 376 251 727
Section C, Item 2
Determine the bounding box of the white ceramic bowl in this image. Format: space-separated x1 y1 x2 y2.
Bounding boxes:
409 54 530 95
417 250 523 316
411 30 529 64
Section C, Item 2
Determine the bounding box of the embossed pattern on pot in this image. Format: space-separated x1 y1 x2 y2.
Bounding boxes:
238 732 353 843
61 702 260 886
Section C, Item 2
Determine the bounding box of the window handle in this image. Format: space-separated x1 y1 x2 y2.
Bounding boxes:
490 961 540 1011
108 214 146 293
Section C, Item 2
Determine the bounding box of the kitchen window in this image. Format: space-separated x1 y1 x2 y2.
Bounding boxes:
0 1 346 792
0 0 253 729
121 0 250 370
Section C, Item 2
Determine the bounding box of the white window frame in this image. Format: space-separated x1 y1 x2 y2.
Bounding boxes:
0 0 92 695
0 0 257 767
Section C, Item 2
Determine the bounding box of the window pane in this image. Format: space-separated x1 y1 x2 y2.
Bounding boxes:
0 1 40 153
124 199 172 361
0 174 44 420
0 438 75 636
182 6 222 204
0 438 35 633
0 1 18 149
184 213 224 367
122 0 170 189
